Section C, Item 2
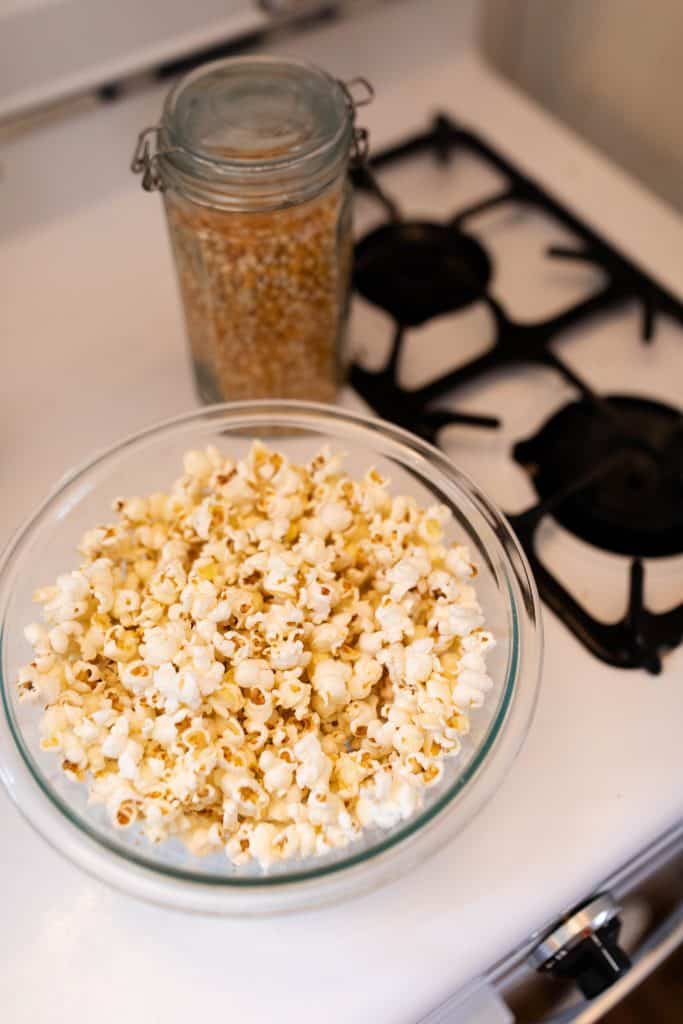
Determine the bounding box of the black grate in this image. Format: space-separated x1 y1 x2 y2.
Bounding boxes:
350 114 683 673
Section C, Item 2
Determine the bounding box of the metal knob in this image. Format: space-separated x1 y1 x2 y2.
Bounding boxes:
528 893 631 998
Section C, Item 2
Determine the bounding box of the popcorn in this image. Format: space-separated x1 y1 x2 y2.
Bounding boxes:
113 589 141 619
262 553 298 597
445 545 475 579
259 750 295 795
311 620 347 653
349 654 383 700
386 557 423 601
429 602 484 639
276 673 311 717
375 601 414 643
294 733 332 790
18 443 494 869
118 659 153 695
248 822 283 867
393 722 424 756
257 601 303 640
101 716 129 759
118 739 143 780
268 639 308 671
318 501 353 535
154 662 203 711
183 448 213 480
301 580 335 623
140 626 182 666
311 659 351 710
152 714 177 746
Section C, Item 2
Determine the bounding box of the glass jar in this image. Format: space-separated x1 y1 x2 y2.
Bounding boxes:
133 57 363 404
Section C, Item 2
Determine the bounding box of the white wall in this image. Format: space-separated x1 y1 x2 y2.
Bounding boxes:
0 0 267 119
480 0 683 212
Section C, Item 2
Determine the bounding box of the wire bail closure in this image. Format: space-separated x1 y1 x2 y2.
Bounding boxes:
131 76 374 193
130 125 175 192
339 76 374 170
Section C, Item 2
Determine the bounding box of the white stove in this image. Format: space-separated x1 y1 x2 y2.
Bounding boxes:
1 2 682 1021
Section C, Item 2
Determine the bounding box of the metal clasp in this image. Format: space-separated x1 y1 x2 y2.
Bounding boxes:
339 77 375 170
339 75 399 219
131 124 182 192
343 77 374 109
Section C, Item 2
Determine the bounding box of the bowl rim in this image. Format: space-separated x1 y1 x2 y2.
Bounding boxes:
0 400 543 909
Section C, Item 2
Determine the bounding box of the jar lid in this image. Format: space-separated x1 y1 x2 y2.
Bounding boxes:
164 57 350 168
141 56 363 209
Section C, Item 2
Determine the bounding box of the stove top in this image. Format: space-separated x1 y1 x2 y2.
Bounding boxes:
349 114 683 673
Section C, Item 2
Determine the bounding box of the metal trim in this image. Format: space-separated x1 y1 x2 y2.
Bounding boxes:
528 893 620 968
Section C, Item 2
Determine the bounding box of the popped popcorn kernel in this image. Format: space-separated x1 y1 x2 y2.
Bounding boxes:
18 443 493 869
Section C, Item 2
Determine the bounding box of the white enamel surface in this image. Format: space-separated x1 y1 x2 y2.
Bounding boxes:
1 0 682 1020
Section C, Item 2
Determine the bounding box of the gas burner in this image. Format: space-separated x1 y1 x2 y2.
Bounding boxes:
515 396 683 558
350 114 683 670
354 221 491 325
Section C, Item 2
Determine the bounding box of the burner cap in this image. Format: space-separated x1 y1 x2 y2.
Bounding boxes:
515 395 683 558
354 221 491 325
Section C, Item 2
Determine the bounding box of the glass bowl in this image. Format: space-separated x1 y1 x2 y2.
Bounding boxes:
0 402 542 914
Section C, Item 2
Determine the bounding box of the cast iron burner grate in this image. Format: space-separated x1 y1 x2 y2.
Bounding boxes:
355 222 491 325
350 114 683 673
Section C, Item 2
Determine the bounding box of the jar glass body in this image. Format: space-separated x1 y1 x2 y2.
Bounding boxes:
163 177 352 404
156 58 354 404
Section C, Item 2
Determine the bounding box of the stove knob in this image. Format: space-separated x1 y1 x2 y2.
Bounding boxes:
528 893 631 998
